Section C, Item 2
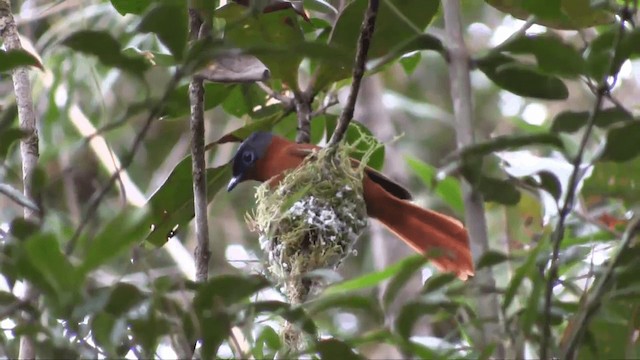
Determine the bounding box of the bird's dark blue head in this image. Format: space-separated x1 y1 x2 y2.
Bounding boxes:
227 131 274 192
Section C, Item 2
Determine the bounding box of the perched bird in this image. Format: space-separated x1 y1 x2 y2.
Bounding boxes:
227 131 474 280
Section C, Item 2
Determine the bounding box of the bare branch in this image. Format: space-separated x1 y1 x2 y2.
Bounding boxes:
560 217 640 359
1 1 41 358
441 0 505 357
294 91 313 143
541 6 632 356
65 73 182 256
0 183 40 214
327 0 380 147
188 1 211 286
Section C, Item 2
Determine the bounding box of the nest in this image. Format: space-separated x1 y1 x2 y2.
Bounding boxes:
247 143 372 303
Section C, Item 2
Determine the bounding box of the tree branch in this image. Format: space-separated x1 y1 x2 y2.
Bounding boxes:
540 5 631 356
188 7 211 284
441 1 505 357
327 0 379 147
65 72 182 255
1 1 40 358
560 216 640 359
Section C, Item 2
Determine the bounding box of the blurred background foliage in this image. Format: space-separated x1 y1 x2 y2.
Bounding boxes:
1 0 640 358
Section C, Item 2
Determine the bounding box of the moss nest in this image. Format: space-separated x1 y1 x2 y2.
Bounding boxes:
247 143 371 302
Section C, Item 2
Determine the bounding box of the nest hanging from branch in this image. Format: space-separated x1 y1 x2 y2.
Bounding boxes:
247 143 374 303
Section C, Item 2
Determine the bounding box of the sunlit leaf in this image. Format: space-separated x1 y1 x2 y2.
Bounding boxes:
324 255 424 295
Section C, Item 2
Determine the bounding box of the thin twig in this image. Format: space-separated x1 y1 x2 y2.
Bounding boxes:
327 0 380 147
257 81 293 109
540 5 631 358
188 8 211 284
441 0 505 357
65 72 182 256
0 183 40 214
1 1 41 358
560 216 640 359
310 94 339 118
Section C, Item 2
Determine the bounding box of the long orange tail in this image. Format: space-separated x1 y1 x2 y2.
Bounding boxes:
365 181 474 280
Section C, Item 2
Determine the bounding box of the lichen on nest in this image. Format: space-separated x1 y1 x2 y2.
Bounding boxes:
246 140 376 301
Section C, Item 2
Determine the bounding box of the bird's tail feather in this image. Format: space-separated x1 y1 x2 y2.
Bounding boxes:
371 192 474 280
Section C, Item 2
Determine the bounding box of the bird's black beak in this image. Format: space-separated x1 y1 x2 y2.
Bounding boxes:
227 176 241 192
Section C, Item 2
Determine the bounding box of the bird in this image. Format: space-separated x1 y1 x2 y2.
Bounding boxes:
226 131 474 280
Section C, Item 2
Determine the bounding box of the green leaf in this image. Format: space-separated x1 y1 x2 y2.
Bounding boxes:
382 256 428 310
405 156 464 214
0 49 43 73
372 33 443 72
399 52 422 75
62 31 150 74
161 83 234 119
477 55 569 100
216 2 304 86
200 311 232 360
23 233 80 298
315 0 440 88
458 133 564 159
396 300 458 339
324 255 424 295
247 300 317 335
110 0 152 15
138 3 188 61
503 240 545 310
0 128 27 159
104 283 147 316
551 108 633 133
194 274 270 308
316 338 363 360
521 271 544 336
586 28 640 80
485 0 614 30
308 294 384 323
146 161 231 246
537 171 563 201
583 157 640 203
421 272 458 294
253 325 282 358
79 207 149 275
475 176 521 205
90 313 124 356
497 34 585 77
9 218 39 240
600 121 640 162
476 250 510 270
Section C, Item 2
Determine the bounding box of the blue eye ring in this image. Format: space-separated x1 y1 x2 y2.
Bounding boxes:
242 151 255 164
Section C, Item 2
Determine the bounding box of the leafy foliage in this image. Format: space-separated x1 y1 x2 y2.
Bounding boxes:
1 0 640 359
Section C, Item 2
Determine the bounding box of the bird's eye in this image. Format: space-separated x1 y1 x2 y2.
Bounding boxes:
242 151 255 164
